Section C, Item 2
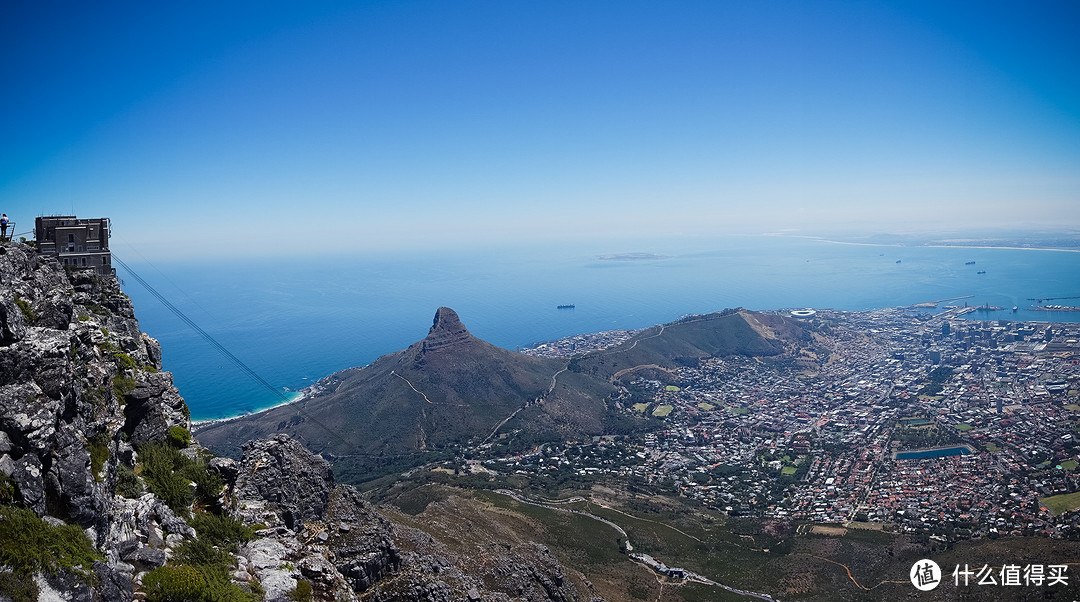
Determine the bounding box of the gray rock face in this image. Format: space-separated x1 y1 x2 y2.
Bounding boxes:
121 371 190 444
421 306 472 352
323 486 401 592
0 295 27 343
0 242 190 601
234 434 334 530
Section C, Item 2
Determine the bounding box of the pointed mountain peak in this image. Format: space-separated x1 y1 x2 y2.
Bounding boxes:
422 307 472 351
429 307 466 335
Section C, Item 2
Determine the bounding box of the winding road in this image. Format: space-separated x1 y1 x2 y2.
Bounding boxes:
491 489 779 602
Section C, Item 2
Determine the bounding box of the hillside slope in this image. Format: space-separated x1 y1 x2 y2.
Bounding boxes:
197 308 812 485
196 308 615 479
571 309 810 382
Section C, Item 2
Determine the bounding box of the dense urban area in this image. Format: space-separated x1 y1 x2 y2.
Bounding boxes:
480 308 1080 543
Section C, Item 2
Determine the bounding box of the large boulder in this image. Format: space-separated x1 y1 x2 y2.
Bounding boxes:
234 434 334 531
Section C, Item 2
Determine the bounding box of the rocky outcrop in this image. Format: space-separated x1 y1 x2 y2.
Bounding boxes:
0 242 188 601
0 244 184 521
420 306 473 352
234 435 335 530
224 435 594 602
228 434 398 601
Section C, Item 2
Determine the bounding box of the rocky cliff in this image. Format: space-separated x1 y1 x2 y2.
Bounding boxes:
0 242 597 602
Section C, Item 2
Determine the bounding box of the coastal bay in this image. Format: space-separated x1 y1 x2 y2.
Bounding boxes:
120 234 1080 421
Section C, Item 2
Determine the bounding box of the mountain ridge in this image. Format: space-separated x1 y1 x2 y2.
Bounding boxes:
195 306 811 484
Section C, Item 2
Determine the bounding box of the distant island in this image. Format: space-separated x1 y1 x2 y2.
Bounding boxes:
597 252 669 261
779 228 1080 251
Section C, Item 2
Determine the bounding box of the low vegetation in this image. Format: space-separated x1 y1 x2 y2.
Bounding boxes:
141 512 260 602
13 296 34 323
167 426 191 448
116 463 143 498
286 579 313 602
0 505 102 601
135 450 258 602
111 375 136 401
137 442 222 515
88 432 110 482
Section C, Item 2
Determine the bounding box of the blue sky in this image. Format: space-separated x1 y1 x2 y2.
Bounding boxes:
2 1 1078 258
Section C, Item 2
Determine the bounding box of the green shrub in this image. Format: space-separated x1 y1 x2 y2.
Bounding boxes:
112 375 136 402
0 571 37 602
114 352 137 370
172 537 233 573
188 513 255 552
138 443 223 514
0 505 102 581
139 444 195 513
13 296 34 324
88 432 110 482
142 560 259 602
287 579 313 602
116 463 143 498
0 474 14 504
142 565 207 602
167 426 191 449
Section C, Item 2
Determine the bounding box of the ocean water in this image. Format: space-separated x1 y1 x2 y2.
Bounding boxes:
117 235 1080 421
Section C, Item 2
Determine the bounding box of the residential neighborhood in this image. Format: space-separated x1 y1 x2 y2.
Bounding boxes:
503 308 1080 542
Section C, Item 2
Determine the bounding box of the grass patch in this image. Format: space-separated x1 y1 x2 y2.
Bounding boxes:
1041 492 1080 516
1058 460 1079 471
729 406 750 415
956 423 973 431
665 385 680 392
697 402 715 411
652 405 673 417
781 466 798 476
985 442 1001 453
632 403 649 413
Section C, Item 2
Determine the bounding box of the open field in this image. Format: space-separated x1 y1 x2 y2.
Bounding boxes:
1042 491 1080 516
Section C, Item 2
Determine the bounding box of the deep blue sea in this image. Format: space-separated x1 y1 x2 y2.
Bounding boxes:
117 235 1080 421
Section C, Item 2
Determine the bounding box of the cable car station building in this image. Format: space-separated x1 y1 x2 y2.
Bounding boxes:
34 216 114 275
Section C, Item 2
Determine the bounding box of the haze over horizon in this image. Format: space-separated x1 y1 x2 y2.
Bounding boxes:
3 1 1079 259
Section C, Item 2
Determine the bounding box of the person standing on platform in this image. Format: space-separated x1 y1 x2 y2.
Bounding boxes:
0 214 8 241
